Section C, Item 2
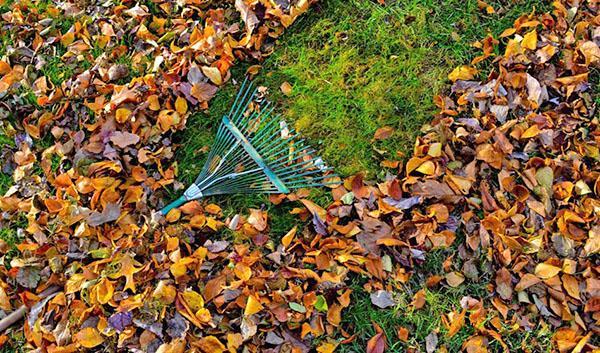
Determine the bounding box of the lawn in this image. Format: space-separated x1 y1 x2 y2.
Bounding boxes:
0 0 565 351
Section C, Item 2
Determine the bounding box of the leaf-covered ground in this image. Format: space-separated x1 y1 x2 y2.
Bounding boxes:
0 0 598 352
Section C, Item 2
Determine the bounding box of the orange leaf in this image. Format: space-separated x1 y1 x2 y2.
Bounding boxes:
197 336 226 353
281 226 297 248
74 327 103 348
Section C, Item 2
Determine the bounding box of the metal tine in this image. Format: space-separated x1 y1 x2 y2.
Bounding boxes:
265 145 313 166
251 129 300 157
212 174 272 192
233 101 270 137
195 144 246 189
254 134 302 162
269 150 319 172
250 123 300 153
210 84 259 160
246 110 280 142
211 79 254 152
279 169 335 184
209 94 264 166
279 166 335 181
268 153 317 176
197 136 243 182
272 156 322 176
225 76 250 118
238 102 275 136
209 94 267 170
253 124 298 153
284 174 339 187
199 166 263 193
207 179 274 195
229 80 256 123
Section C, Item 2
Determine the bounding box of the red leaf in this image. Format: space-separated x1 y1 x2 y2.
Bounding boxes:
366 323 386 353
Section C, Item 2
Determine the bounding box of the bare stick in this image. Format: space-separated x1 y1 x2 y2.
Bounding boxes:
0 286 61 333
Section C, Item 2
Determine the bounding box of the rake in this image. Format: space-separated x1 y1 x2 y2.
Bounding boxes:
159 78 338 215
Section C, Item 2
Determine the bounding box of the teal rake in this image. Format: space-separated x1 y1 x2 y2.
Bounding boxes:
160 79 337 215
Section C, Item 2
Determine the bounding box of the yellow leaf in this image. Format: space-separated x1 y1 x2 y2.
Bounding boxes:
182 290 205 312
190 214 206 229
244 294 263 316
445 272 465 287
61 32 75 46
522 30 537 50
148 94 160 111
175 96 188 115
534 263 561 279
156 339 186 353
226 333 243 352
205 204 222 214
201 66 222 85
448 65 478 82
562 274 581 299
152 280 177 304
75 327 104 348
95 278 114 304
165 208 181 222
170 257 194 278
195 307 212 323
316 342 338 353
416 160 435 175
521 124 541 139
584 227 600 255
281 226 297 248
428 143 442 157
66 273 86 294
116 108 131 124
499 28 516 38
234 263 252 281
0 286 11 311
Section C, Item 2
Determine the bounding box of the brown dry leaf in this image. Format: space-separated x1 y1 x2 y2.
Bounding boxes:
445 272 465 287
374 126 395 140
280 81 293 96
110 131 140 148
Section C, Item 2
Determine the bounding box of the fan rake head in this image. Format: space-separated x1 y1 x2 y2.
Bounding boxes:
160 79 338 215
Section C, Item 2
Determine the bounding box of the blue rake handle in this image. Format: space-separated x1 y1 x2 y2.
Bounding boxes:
159 184 203 215
160 195 188 215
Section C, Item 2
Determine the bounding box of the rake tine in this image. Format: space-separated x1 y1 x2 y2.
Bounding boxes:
160 79 337 215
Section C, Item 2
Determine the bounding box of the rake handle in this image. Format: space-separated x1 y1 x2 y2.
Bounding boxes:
160 195 187 215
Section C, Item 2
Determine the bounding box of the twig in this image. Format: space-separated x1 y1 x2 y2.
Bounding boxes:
0 286 61 333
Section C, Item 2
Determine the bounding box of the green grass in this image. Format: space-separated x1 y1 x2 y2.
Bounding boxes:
178 0 551 180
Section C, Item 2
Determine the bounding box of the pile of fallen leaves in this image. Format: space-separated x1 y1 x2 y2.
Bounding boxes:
0 0 598 352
